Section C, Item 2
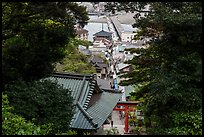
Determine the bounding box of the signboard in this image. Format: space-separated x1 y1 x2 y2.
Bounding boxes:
113 78 118 90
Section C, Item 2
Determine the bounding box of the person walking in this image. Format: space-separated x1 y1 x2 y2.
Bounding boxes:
111 120 113 127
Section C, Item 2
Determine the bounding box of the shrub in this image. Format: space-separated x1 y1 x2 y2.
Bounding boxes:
2 93 53 135
105 127 120 135
168 110 202 135
146 110 202 135
5 79 75 134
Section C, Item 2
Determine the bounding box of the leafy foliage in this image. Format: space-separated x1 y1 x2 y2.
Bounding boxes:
2 2 89 40
169 110 202 135
5 80 75 134
2 2 89 88
2 2 90 135
2 93 53 135
56 130 77 135
146 109 202 135
55 38 96 74
105 2 202 135
130 126 143 135
105 127 120 135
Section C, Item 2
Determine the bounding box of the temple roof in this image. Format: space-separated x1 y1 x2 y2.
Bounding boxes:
93 30 112 37
45 72 121 130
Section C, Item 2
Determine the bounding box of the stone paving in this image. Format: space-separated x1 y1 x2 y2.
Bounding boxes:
103 124 125 135
94 111 125 135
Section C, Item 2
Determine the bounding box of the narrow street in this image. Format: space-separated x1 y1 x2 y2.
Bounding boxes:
85 9 132 135
101 14 127 135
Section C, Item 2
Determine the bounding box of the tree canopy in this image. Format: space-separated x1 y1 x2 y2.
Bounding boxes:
105 2 202 135
5 80 74 134
2 2 89 41
2 2 89 88
2 2 89 135
55 38 96 74
2 93 53 135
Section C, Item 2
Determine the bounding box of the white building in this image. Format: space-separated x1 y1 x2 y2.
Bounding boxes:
121 31 136 43
120 24 138 43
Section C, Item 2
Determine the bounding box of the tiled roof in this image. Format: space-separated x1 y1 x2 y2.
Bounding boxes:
90 55 104 63
87 91 121 128
79 48 92 56
97 78 112 91
76 28 88 35
95 63 108 70
118 63 131 70
116 63 131 74
93 30 112 37
125 85 135 97
45 72 121 130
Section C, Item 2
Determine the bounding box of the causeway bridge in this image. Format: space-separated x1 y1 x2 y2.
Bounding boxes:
109 16 124 41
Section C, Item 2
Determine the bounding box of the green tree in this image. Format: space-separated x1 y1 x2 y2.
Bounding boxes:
2 93 53 135
105 2 202 135
5 80 75 134
2 2 89 88
2 2 89 41
55 38 96 74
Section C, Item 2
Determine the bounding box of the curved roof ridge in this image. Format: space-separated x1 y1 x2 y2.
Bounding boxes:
53 72 94 77
52 72 95 80
93 30 112 36
77 102 98 128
